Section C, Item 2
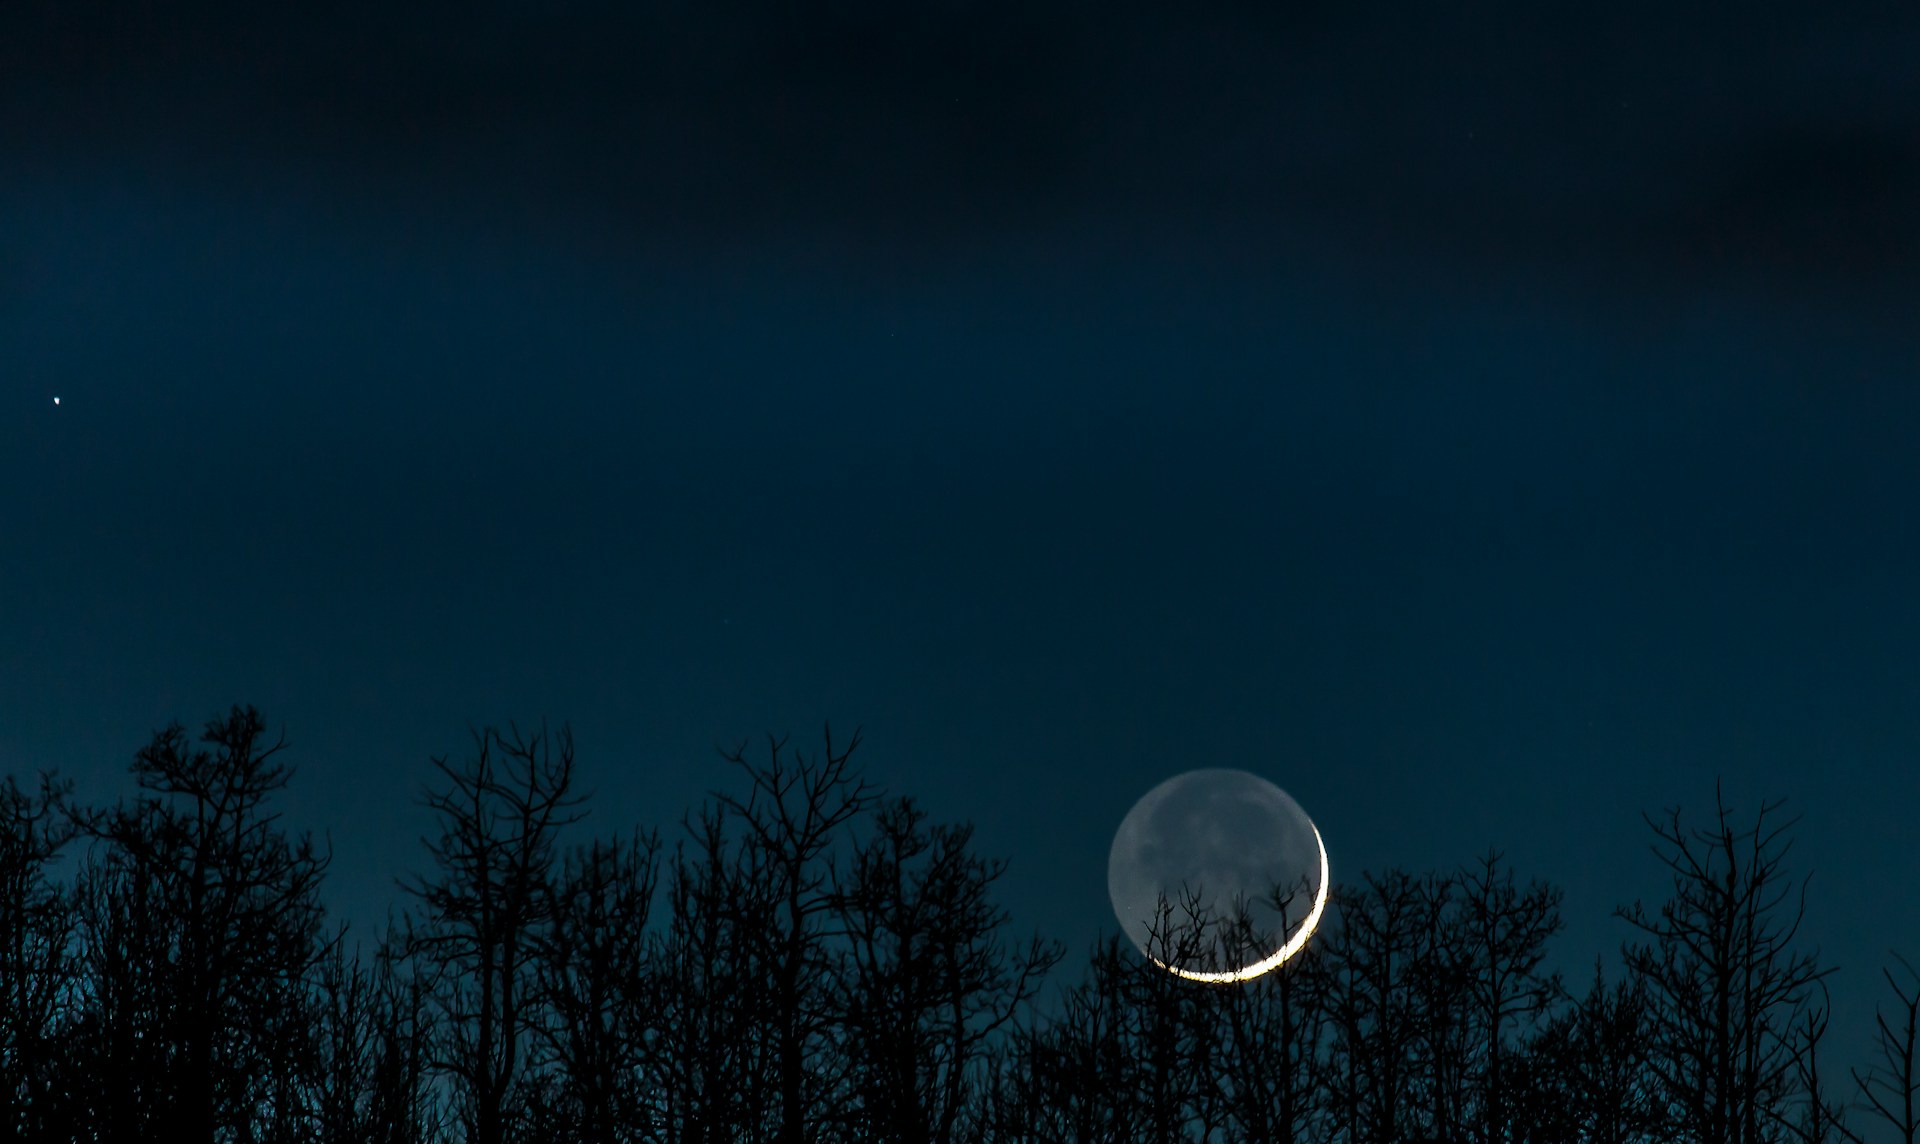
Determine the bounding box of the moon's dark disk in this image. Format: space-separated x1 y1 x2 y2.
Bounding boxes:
1107 768 1327 980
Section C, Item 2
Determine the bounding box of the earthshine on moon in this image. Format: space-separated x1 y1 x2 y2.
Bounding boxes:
1107 769 1329 982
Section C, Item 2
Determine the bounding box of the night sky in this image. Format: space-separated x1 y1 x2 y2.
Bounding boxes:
5 0 1919 1082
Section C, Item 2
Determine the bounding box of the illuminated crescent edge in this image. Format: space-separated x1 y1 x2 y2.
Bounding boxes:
1151 820 1329 983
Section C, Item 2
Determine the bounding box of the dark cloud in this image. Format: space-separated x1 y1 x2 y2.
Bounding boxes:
0 1 1098 233
1651 124 1920 288
4 0 1917 291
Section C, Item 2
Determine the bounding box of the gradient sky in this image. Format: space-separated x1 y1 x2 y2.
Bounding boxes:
5 0 1919 1088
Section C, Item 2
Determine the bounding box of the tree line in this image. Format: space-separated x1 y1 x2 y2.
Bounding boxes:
1 704 1915 1143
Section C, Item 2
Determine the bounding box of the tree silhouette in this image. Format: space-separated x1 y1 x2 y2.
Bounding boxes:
1408 869 1472 1144
526 828 661 1143
313 929 388 1142
1618 786 1833 1144
59 831 181 1137
651 802 779 1142
992 933 1203 1142
311 920 448 1144
1209 878 1329 1144
62 705 331 1141
1776 984 1859 1144
1854 953 1920 1144
1319 869 1437 1144
1450 849 1564 1144
400 721 586 1144
1006 889 1254 1142
1510 961 1662 1144
712 727 877 1143
369 936 450 1144
832 795 1061 1144
0 716 1894 1144
0 771 79 1140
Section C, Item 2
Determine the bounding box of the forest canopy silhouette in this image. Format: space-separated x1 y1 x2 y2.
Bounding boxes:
2 704 1915 1143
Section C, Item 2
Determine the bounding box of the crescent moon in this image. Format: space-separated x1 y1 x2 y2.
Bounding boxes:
1151 820 1330 983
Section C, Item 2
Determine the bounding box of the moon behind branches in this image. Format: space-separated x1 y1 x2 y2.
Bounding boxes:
1107 769 1329 982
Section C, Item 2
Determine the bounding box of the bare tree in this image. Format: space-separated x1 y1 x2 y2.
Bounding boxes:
713 727 877 1143
309 920 447 1144
1142 890 1238 1140
1320 870 1443 1144
24 705 1910 1144
1513 961 1664 1144
651 803 779 1142
1854 954 1920 1144
1617 784 1832 1144
833 796 1061 1144
992 931 1213 1143
65 705 331 1141
0 771 79 1140
58 840 180 1138
1453 850 1564 1144
1209 877 1328 1144
1409 870 1472 1144
1775 985 1860 1144
312 928 384 1143
401 721 586 1144
371 937 450 1144
527 828 662 1143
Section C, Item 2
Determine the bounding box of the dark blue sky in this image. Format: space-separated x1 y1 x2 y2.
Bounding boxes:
4 0 1918 1090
